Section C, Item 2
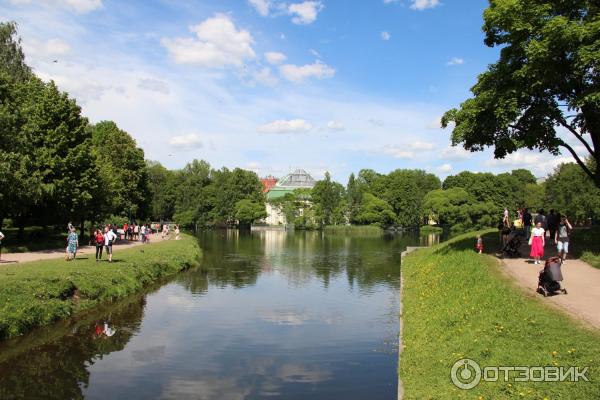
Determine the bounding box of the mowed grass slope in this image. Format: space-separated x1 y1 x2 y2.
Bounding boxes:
0 235 200 340
400 230 600 399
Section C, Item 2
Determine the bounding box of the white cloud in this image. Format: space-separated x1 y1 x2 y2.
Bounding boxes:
162 13 255 68
168 134 203 150
251 67 278 86
327 121 344 131
380 31 391 41
288 1 324 25
138 77 170 94
410 0 441 10
309 49 321 58
485 151 575 176
25 38 71 59
407 141 435 151
264 51 287 65
248 0 271 16
447 57 464 66
441 146 472 160
383 0 398 3
10 0 103 13
437 163 452 173
380 145 414 159
258 119 313 134
280 61 335 82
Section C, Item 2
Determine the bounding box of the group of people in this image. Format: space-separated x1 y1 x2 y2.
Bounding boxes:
500 208 573 265
66 221 181 262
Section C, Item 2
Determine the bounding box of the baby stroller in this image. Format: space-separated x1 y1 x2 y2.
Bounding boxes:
537 256 567 296
501 230 522 258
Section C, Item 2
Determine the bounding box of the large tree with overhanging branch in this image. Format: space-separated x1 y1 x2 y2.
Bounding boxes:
442 0 600 187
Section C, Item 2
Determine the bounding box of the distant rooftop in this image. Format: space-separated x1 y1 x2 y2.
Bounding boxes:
276 169 316 188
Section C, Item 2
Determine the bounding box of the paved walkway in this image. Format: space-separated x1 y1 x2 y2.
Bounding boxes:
501 240 600 330
0 234 167 264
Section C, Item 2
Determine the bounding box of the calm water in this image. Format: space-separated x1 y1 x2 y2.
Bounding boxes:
0 230 440 400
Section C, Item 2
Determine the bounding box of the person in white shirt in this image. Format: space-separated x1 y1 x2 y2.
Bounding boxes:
529 222 545 265
104 226 118 263
0 231 4 261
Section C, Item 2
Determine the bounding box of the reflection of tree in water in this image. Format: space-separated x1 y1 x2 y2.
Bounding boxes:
194 229 423 292
0 294 147 400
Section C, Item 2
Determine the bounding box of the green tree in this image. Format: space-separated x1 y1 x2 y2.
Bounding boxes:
423 188 497 232
89 121 150 220
235 199 267 227
381 169 440 227
146 161 177 221
442 0 600 187
354 193 396 228
346 172 363 223
544 162 600 223
311 172 345 226
0 22 30 82
523 182 546 211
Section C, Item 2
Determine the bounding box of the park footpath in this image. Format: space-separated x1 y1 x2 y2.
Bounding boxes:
502 241 600 330
1 234 166 264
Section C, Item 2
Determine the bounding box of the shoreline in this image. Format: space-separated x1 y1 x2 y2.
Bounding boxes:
0 234 201 340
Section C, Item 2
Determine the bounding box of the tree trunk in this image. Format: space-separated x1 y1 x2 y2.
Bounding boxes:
582 105 600 188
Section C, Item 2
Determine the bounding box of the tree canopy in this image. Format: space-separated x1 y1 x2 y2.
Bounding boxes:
442 0 600 188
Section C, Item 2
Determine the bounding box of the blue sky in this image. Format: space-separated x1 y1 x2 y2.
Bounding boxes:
0 0 577 182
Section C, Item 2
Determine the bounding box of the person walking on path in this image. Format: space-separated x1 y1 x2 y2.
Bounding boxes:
94 228 105 262
104 226 117 263
529 221 545 265
66 227 79 261
556 216 573 263
175 225 180 240
0 230 4 261
140 224 146 243
547 209 559 244
523 208 532 240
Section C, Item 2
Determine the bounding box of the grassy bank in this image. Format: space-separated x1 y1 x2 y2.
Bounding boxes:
571 227 600 269
419 225 443 234
0 235 200 340
323 225 383 234
400 230 600 399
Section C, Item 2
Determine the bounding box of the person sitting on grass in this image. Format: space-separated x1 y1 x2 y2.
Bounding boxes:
66 227 79 261
104 225 118 263
556 216 573 264
475 235 484 254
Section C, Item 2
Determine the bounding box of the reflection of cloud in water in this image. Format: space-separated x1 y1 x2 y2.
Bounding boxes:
162 377 251 400
132 345 165 363
258 309 343 326
276 363 333 383
161 361 332 399
258 309 310 326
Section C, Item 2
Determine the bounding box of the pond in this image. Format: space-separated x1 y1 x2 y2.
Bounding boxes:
0 230 441 400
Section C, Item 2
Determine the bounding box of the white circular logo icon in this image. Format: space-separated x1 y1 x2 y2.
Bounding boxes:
451 358 482 390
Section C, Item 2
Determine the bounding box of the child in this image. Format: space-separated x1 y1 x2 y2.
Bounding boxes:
476 235 484 254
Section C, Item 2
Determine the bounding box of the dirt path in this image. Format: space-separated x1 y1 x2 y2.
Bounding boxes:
0 233 168 264
501 240 600 330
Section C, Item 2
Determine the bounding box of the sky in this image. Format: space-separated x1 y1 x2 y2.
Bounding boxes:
0 0 579 182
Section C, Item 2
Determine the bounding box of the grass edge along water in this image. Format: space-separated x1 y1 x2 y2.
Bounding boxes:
399 229 600 399
0 234 201 340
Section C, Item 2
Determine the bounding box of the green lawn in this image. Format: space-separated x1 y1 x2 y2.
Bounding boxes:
400 230 600 399
0 235 201 340
571 227 600 269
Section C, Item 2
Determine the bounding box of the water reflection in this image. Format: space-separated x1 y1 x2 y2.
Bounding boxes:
0 230 433 400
